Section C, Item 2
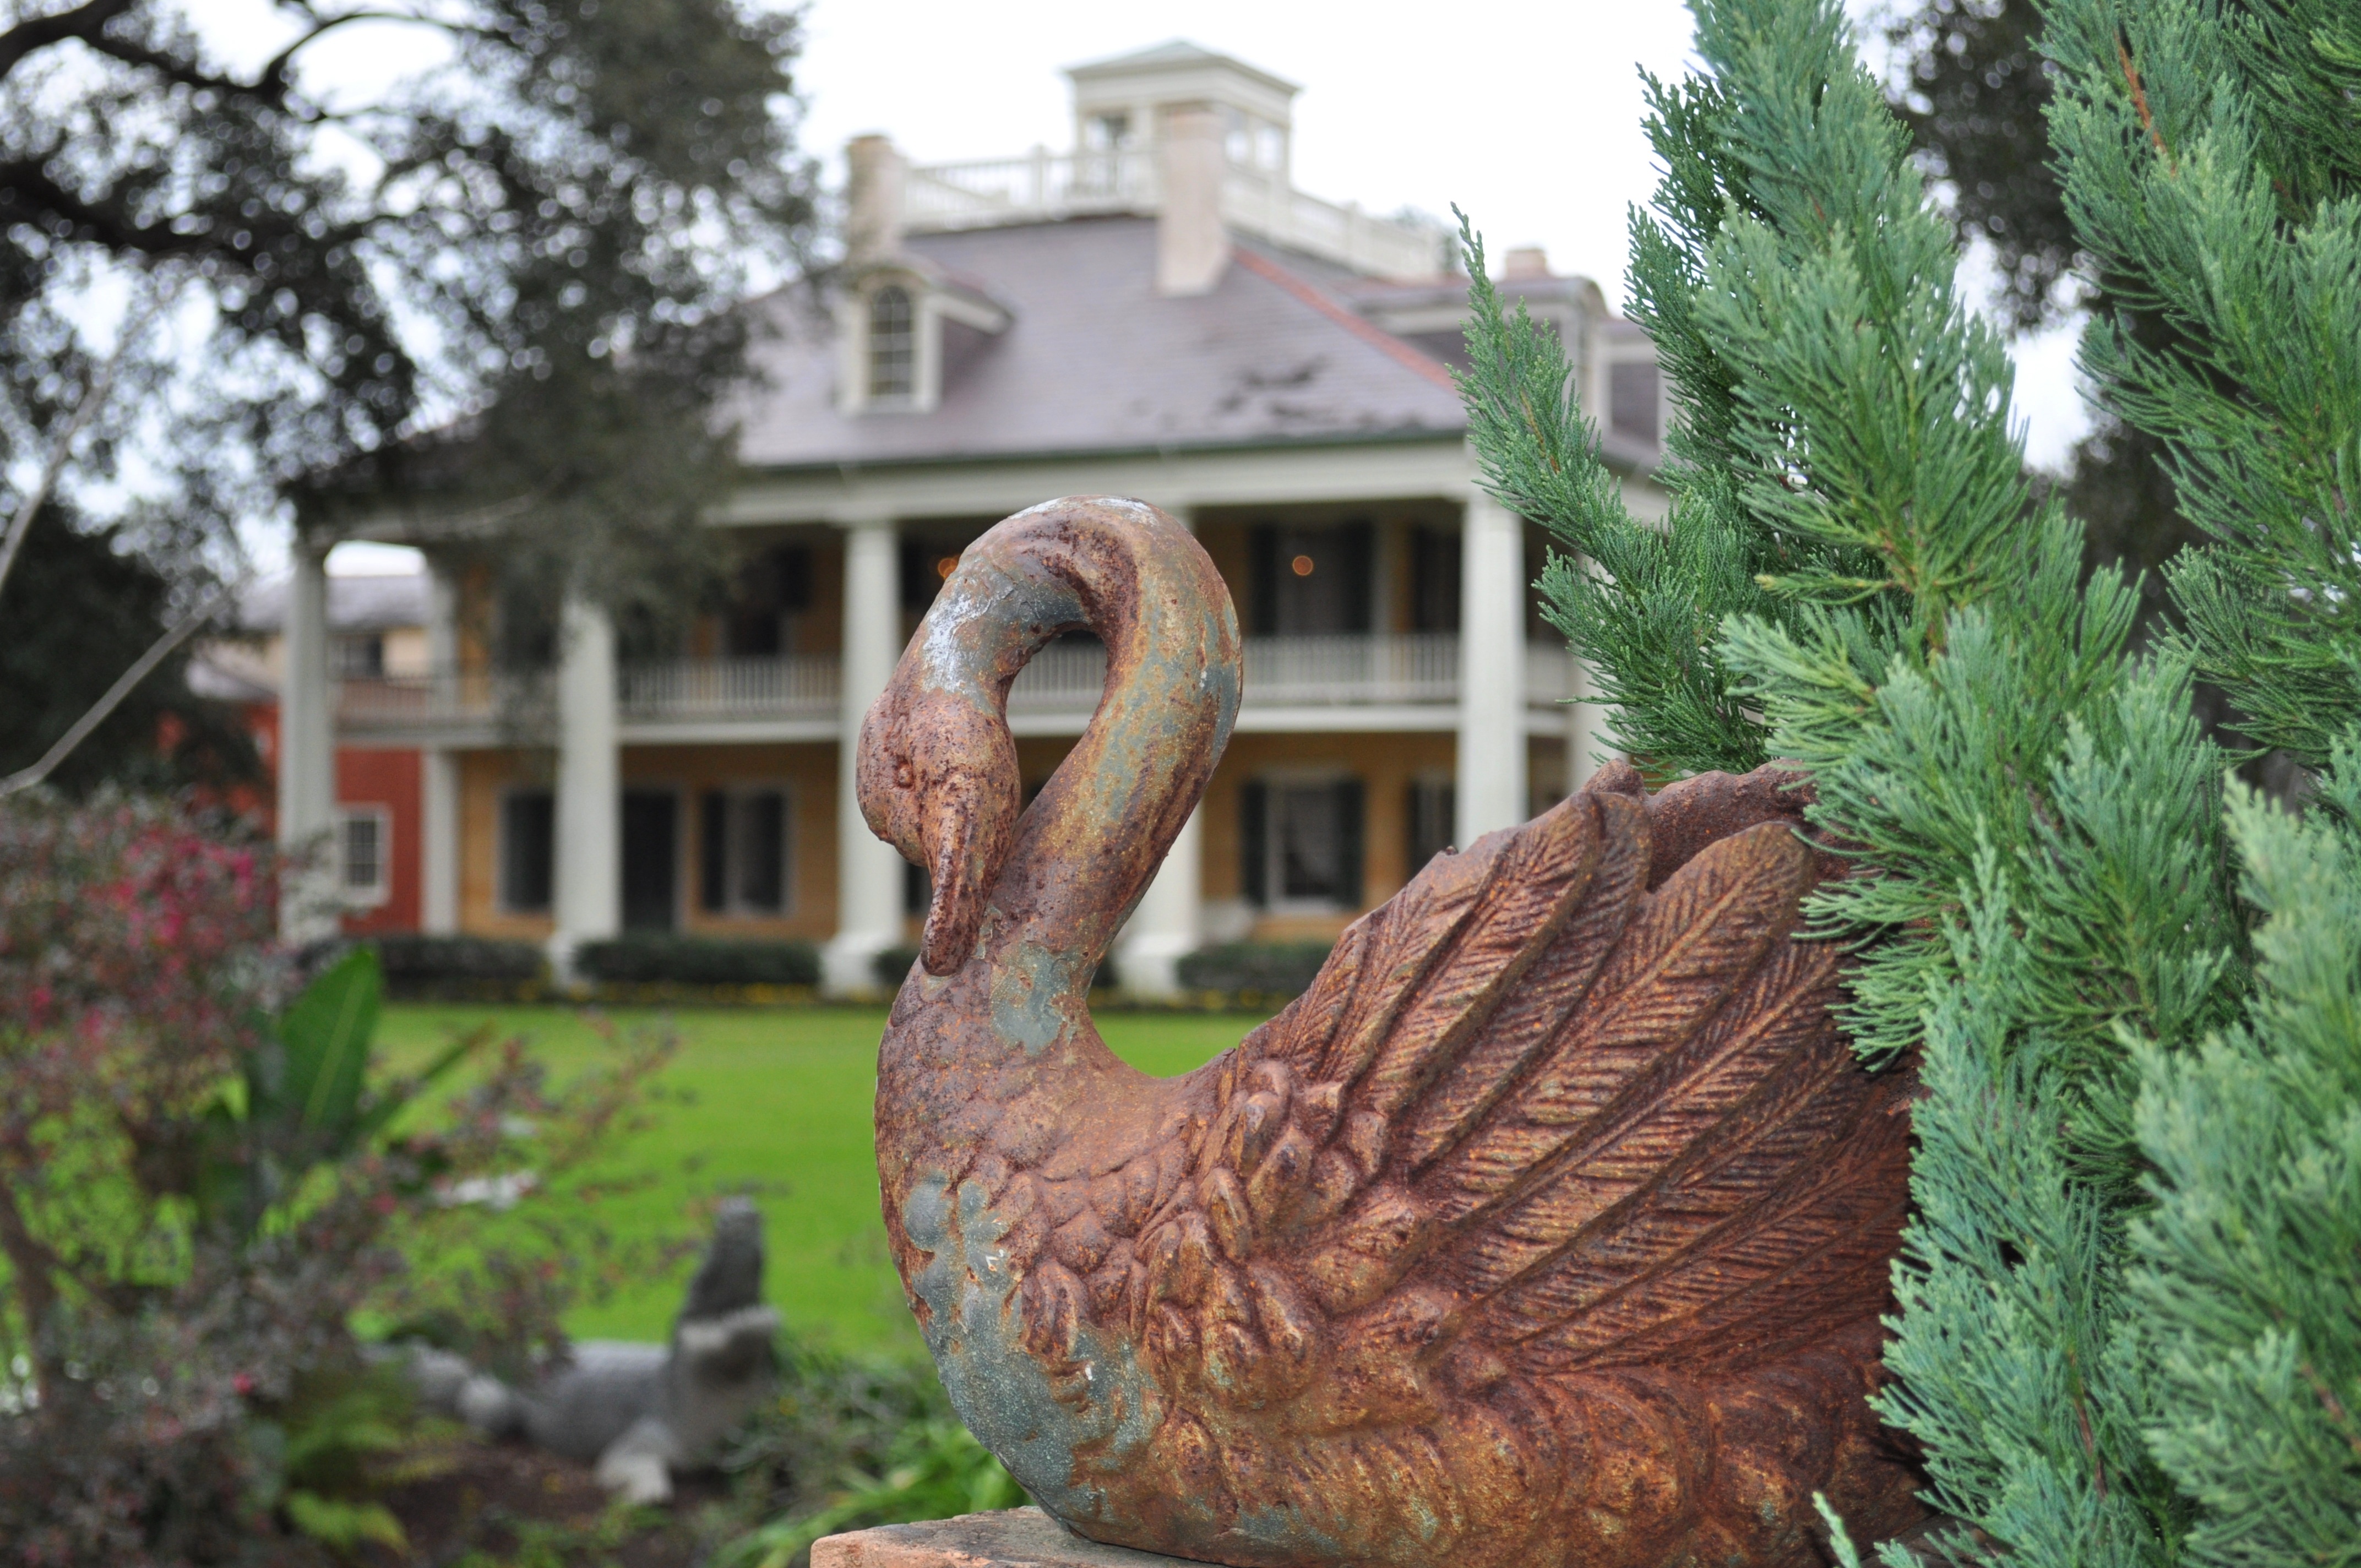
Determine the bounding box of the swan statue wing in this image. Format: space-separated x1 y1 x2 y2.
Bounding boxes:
1092 770 1913 1419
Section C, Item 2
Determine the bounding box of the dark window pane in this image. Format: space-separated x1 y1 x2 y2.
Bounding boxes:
1256 522 1374 635
1274 783 1344 902
1407 778 1456 874
1411 527 1461 631
700 791 728 911
1609 360 1661 445
501 791 554 912
738 791 786 912
621 791 677 933
1240 781 1268 905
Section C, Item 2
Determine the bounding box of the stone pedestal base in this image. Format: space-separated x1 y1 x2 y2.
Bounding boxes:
813 1509 1195 1568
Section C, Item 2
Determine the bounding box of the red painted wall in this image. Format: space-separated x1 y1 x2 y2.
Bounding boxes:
337 747 421 935
224 700 426 935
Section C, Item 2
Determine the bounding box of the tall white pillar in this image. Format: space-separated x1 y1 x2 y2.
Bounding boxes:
1566 651 1618 793
422 749 459 934
278 540 340 943
1117 804 1203 999
825 516 907 995
421 557 461 934
1457 488 1527 844
551 595 619 979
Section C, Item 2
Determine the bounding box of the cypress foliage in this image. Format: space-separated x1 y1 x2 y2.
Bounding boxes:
1462 0 2358 1558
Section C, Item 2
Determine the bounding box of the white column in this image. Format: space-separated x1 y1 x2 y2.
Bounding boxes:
1457 487 1528 845
421 749 459 934
421 558 461 934
825 516 907 995
1117 804 1203 999
551 595 619 980
1566 650 1618 793
278 540 340 943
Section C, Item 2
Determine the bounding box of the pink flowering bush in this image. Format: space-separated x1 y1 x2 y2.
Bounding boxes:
0 793 682 1565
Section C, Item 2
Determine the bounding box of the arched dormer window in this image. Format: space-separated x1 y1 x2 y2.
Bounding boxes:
868 285 914 400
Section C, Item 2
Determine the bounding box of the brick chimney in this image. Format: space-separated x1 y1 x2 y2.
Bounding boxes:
845 134 906 264
1157 105 1228 296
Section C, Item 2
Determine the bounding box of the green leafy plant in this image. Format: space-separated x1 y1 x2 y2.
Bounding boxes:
713 1338 1025 1568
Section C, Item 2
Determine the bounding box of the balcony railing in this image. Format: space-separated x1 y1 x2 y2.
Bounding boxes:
618 655 841 721
335 636 1581 736
902 151 1449 280
336 670 551 733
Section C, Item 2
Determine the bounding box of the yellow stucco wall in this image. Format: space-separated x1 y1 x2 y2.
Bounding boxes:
459 748 555 940
456 742 839 939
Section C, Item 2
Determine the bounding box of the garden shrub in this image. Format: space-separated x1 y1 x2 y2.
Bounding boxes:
579 933 821 987
714 1336 1023 1568
373 932 546 997
0 791 684 1564
875 944 1117 993
1173 941 1333 1001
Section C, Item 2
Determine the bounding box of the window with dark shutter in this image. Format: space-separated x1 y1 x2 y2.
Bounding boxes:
700 791 729 911
1241 780 1268 905
1407 777 1455 874
501 791 554 912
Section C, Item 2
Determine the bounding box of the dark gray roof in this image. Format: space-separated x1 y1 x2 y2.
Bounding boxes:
239 569 428 633
735 219 1472 471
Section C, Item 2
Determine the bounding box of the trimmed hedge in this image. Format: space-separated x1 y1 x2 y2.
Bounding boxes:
1175 942 1334 1000
576 934 821 987
873 944 1119 991
374 933 546 988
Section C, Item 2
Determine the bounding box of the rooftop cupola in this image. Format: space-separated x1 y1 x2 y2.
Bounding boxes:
1064 40 1298 182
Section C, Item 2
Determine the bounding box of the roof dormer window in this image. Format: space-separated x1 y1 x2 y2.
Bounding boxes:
837 269 1012 415
868 285 915 401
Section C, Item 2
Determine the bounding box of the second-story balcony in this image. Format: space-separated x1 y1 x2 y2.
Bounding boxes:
334 635 1586 742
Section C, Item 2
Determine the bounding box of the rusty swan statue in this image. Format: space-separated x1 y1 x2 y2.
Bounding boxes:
857 498 1924 1568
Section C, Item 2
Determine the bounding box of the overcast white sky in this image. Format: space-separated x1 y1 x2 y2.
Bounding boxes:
267 0 2091 574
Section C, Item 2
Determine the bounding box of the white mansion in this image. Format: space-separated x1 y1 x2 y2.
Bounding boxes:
266 41 1668 993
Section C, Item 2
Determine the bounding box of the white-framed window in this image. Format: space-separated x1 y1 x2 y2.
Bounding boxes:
699 786 792 916
338 805 392 907
1241 772 1365 913
868 285 915 402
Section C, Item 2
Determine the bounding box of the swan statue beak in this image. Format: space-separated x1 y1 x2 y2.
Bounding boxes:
856 687 1021 977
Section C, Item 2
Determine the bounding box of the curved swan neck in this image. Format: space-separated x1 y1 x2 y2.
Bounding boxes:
914 499 1241 982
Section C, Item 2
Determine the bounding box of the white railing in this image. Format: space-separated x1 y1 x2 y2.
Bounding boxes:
337 670 550 732
1218 167 1449 280
338 640 1574 735
618 655 841 721
903 151 1448 280
1009 633 1468 713
904 149 1158 231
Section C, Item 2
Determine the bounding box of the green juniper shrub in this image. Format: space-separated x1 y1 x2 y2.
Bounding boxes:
1460 0 2358 1559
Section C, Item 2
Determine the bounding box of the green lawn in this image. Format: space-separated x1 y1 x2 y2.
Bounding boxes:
375 1004 1263 1358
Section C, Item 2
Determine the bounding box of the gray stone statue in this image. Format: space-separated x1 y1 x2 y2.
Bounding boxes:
396 1196 780 1502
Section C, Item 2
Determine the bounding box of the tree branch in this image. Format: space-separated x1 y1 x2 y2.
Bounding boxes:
0 0 135 86
0 588 225 799
0 271 180 606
